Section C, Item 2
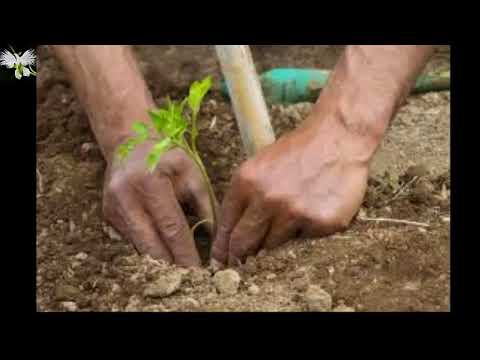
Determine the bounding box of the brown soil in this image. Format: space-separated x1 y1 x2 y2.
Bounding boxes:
36 45 450 312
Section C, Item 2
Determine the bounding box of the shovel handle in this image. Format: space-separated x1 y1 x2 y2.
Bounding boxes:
215 45 276 157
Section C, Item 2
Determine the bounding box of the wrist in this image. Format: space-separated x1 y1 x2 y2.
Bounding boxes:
305 45 434 163
52 45 155 165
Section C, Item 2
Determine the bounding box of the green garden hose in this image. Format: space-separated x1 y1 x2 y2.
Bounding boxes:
220 68 450 105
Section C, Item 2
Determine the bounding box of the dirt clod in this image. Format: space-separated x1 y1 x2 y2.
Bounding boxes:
55 284 80 301
248 284 260 295
143 271 183 298
74 252 88 261
333 304 355 312
213 269 241 295
60 301 78 312
304 285 332 312
266 273 277 280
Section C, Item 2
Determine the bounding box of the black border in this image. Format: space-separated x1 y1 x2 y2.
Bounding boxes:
1 28 464 332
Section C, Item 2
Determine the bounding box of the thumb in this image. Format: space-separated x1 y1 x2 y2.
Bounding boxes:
211 185 247 266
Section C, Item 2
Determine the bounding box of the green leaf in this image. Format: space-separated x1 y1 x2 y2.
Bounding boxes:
117 143 130 161
117 137 138 161
188 76 212 116
164 100 188 140
148 100 188 141
146 138 173 172
148 109 169 134
132 122 149 140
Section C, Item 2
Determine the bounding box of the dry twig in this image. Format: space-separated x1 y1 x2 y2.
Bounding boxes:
358 216 429 228
36 167 44 194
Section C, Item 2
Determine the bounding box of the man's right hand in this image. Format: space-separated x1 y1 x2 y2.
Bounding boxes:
102 141 216 267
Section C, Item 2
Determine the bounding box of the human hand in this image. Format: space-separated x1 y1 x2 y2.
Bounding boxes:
211 114 371 266
103 141 216 267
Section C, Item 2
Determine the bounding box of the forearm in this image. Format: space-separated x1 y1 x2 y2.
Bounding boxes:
307 45 434 161
51 45 155 162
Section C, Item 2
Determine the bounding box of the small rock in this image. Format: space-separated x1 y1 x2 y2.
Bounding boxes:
205 291 217 300
333 304 355 312
143 271 183 298
291 277 309 292
60 301 78 312
404 164 430 180
125 295 142 311
112 283 121 293
403 281 420 291
185 297 200 308
69 220 76 233
248 284 260 295
266 273 277 280
103 225 122 241
55 284 80 301
327 266 335 276
74 252 88 261
213 269 241 295
209 116 217 130
143 304 167 312
304 285 332 312
287 250 296 259
440 216 450 223
79 142 101 159
358 208 367 218
438 274 447 281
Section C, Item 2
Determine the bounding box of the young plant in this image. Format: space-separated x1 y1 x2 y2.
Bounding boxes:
116 76 217 233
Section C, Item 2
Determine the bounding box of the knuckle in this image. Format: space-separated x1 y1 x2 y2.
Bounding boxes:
188 178 206 197
160 217 184 241
286 201 307 219
262 191 283 208
106 173 126 195
315 207 338 225
311 208 350 230
235 162 257 188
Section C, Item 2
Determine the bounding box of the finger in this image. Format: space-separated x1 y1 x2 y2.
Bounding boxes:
263 215 302 250
211 184 248 266
184 174 219 238
138 176 201 267
104 189 173 263
228 201 272 266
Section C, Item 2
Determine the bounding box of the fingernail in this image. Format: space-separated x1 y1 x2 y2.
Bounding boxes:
228 256 242 268
209 258 224 273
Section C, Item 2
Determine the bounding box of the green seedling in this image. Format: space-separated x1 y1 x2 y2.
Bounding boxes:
116 76 217 234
